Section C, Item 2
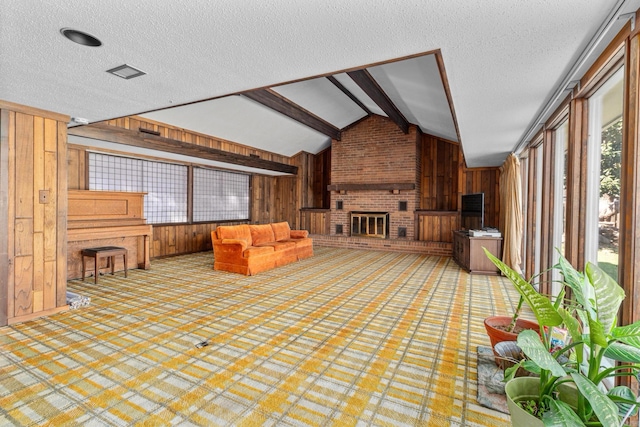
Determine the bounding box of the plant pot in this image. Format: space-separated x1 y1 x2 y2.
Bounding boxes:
505 377 543 426
494 341 529 376
484 316 539 365
504 376 578 426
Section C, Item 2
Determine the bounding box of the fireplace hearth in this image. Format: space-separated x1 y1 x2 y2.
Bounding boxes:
351 212 389 239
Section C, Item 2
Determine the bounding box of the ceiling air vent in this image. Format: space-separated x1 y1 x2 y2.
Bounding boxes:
106 64 146 80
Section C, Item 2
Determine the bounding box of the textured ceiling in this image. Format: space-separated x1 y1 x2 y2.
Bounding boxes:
2 0 638 167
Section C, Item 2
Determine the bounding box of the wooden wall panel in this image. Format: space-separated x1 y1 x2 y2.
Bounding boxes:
43 260 56 311
16 113 34 219
565 98 588 269
67 146 86 190
300 209 330 235
312 148 331 208
416 211 459 243
420 135 460 211
5 110 16 323
149 223 218 259
14 256 33 316
68 132 307 260
108 116 292 165
0 101 68 325
0 110 10 325
55 121 67 308
461 167 501 229
524 145 539 281
538 130 554 296
620 31 640 329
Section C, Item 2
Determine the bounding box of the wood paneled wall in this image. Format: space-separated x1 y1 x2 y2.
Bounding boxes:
418 133 500 242
416 211 459 242
420 135 460 211
300 209 330 235
151 223 218 258
108 116 291 164
0 101 69 326
462 167 501 229
313 148 331 209
67 117 310 259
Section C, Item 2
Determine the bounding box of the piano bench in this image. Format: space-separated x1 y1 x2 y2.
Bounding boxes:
81 246 128 284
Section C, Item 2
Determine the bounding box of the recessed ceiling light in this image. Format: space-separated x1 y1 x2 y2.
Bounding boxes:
60 28 102 47
106 64 146 80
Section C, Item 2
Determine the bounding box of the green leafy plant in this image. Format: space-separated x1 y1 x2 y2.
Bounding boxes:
484 248 640 426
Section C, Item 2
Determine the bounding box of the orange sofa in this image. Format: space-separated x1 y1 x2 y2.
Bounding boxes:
211 222 313 275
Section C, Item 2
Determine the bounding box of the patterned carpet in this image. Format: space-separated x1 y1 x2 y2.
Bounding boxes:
0 247 521 426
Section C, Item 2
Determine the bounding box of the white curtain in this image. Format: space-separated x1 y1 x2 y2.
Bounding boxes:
499 153 523 274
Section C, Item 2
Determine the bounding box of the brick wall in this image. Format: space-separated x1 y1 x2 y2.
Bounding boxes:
330 116 420 239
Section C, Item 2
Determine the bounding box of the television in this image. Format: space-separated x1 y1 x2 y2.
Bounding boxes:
461 193 484 230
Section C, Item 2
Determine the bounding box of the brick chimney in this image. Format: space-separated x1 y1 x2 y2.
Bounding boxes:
330 116 421 239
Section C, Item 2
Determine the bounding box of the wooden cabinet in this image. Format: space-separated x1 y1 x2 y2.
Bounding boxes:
452 230 502 275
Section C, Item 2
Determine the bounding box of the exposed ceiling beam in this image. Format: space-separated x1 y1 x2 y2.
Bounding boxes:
347 69 410 134
326 76 372 115
68 122 298 175
242 89 341 140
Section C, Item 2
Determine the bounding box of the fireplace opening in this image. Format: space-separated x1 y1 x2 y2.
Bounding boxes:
351 212 389 238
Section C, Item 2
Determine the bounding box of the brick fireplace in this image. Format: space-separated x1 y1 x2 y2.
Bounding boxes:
329 116 421 240
351 212 389 238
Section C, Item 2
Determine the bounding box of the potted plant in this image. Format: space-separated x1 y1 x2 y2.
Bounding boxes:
483 270 545 366
484 248 640 426
484 295 540 366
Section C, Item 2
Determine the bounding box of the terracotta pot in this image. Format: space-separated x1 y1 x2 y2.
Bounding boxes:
484 316 539 365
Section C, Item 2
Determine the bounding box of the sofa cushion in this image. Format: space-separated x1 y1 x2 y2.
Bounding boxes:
271 221 291 242
243 245 274 258
216 224 252 245
249 224 275 245
255 241 296 251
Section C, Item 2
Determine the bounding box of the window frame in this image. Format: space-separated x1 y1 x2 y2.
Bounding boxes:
192 166 251 223
87 151 251 226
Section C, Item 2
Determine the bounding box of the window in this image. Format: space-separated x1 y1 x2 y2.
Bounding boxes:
586 67 623 281
533 143 544 282
89 152 188 224
143 161 188 224
89 153 250 224
520 155 529 275
551 120 568 296
193 168 250 222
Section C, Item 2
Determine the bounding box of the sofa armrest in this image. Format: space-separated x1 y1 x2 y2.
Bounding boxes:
218 238 249 252
290 230 309 239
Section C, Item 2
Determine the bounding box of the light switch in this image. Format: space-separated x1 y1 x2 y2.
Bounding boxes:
39 190 49 204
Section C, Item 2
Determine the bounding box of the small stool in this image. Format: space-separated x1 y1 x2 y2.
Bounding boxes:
81 246 128 284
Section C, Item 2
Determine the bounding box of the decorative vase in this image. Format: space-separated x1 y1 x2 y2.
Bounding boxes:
484 316 539 365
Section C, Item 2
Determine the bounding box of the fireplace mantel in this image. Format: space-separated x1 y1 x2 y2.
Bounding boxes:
327 183 415 192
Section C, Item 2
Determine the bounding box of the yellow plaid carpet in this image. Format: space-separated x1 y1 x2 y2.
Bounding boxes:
0 247 519 426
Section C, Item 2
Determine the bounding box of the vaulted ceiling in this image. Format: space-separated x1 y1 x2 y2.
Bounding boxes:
140 52 456 159
2 0 639 169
